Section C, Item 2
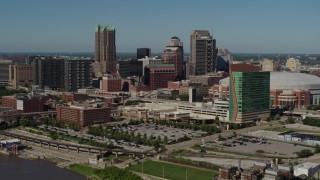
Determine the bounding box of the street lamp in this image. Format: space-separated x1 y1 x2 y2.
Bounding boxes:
142 161 144 174
186 169 188 180
163 164 164 178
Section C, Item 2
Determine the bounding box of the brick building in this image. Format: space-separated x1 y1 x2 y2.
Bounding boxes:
161 37 184 80
100 73 122 92
144 64 175 91
61 93 89 102
188 71 228 86
2 94 44 113
167 80 208 98
129 85 150 92
56 105 111 127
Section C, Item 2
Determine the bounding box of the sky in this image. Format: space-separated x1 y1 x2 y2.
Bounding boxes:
0 0 319 54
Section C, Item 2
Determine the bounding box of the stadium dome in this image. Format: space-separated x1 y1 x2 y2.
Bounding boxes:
220 72 320 90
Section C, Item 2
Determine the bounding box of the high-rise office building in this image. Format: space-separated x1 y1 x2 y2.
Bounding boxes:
190 30 217 76
229 64 270 124
118 58 143 78
32 56 65 90
32 56 92 91
9 64 33 89
94 24 116 76
161 36 184 80
137 48 151 59
64 57 92 92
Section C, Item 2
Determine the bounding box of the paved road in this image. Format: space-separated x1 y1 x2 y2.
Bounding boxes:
165 121 282 153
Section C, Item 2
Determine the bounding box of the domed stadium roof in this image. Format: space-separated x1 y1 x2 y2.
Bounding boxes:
220 72 320 90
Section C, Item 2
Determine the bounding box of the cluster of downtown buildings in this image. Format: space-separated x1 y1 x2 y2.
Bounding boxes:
1 24 320 127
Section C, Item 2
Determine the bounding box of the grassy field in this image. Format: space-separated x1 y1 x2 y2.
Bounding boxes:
127 160 215 180
69 163 142 180
69 163 100 180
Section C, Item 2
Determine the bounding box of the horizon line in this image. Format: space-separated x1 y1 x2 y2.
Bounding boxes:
1 51 320 55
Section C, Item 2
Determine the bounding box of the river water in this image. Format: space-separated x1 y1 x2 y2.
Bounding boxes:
0 154 85 180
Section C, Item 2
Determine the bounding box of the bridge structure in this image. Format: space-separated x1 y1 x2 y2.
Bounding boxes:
0 131 155 158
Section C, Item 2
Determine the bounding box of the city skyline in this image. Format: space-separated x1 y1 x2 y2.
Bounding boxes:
1 0 320 54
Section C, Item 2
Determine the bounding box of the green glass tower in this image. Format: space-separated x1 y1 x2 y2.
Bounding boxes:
229 71 270 123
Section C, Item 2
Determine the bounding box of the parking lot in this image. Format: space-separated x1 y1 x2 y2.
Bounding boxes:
204 135 312 158
123 123 207 143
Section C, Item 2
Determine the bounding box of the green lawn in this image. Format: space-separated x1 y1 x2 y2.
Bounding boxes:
69 163 142 180
69 163 100 180
127 160 215 180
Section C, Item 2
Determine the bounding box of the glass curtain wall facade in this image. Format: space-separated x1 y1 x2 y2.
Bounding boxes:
229 71 270 123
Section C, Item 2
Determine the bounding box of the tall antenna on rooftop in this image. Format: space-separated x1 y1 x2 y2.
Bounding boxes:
211 24 214 37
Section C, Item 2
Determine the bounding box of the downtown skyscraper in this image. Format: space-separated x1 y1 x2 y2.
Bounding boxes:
161 36 184 80
189 30 217 76
94 24 116 77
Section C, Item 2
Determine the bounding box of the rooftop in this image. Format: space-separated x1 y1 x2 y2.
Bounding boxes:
96 24 115 31
147 64 174 68
294 162 319 169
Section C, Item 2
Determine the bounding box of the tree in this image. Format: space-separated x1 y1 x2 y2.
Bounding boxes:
273 114 280 120
286 116 295 124
296 149 313 158
157 135 161 143
178 94 189 101
19 118 35 127
163 136 168 144
19 118 30 127
315 144 320 153
49 132 58 140
202 120 206 126
218 134 223 141
214 116 220 125
232 131 237 137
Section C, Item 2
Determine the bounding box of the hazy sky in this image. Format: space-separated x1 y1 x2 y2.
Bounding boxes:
1 0 319 54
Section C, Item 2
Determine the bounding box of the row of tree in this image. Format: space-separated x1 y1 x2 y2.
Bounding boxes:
47 130 114 149
0 86 27 98
302 117 320 127
88 125 181 149
19 117 80 131
307 105 320 111
296 145 320 158
128 119 221 134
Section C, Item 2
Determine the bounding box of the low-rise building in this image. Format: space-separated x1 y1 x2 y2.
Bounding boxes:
56 103 111 127
286 58 301 72
100 73 122 92
278 131 320 145
61 93 89 102
294 162 320 177
168 80 208 98
2 94 44 113
260 59 280 72
188 71 228 86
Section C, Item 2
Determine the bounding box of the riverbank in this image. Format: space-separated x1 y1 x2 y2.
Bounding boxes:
0 153 86 180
